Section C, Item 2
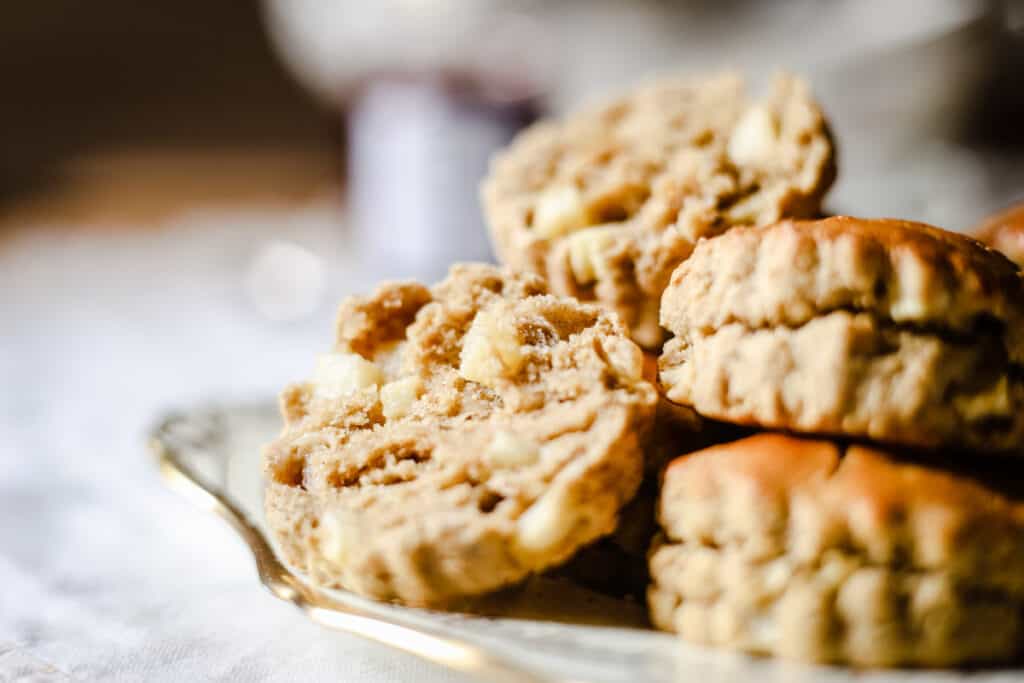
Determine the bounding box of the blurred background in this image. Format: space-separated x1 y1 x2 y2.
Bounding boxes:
2 1 1024 679
4 1 1024 273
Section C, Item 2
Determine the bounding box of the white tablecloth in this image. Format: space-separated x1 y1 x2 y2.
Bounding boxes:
0 202 465 682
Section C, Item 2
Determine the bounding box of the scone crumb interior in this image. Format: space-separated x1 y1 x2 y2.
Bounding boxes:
263 263 656 605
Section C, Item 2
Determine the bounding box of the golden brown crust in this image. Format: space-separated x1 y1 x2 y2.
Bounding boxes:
649 433 1024 666
663 433 836 501
660 216 1024 360
972 200 1024 266
659 434 1024 591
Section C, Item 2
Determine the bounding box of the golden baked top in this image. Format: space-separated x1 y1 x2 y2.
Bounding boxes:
661 216 1024 362
661 433 1024 590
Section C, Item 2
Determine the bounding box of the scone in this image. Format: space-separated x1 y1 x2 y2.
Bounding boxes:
659 216 1024 452
648 433 1024 667
263 263 657 606
554 354 748 598
972 200 1024 265
482 72 835 348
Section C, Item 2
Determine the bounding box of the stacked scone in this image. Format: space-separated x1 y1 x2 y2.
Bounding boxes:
263 71 1024 668
650 217 1024 666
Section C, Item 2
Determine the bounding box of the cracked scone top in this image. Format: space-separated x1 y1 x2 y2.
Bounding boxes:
659 216 1024 451
649 433 1024 666
263 263 657 606
482 72 835 349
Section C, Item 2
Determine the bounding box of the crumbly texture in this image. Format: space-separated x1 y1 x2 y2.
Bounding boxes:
661 310 1024 451
554 354 751 598
659 216 1024 451
263 263 657 606
972 201 1024 266
649 434 1024 666
482 72 835 349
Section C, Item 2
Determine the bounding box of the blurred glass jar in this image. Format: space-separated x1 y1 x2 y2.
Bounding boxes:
264 0 998 278
264 0 553 281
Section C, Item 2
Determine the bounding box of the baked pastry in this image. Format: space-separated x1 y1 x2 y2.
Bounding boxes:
971 200 1024 265
648 433 1024 666
554 353 750 598
659 216 1024 452
263 263 657 606
482 72 835 348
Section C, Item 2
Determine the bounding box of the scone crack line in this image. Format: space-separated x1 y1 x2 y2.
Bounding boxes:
655 536 1024 594
658 445 1024 590
666 306 1010 351
657 300 1024 450
660 217 1024 365
650 540 1021 599
659 314 1020 398
652 429 1024 664
325 443 434 490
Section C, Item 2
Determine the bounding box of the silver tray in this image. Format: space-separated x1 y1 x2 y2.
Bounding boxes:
150 403 1022 683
